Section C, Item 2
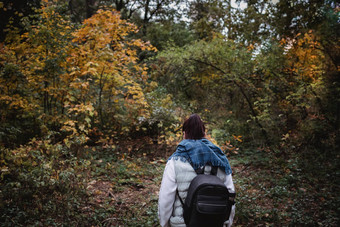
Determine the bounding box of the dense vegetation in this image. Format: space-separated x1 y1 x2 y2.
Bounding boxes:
0 0 339 226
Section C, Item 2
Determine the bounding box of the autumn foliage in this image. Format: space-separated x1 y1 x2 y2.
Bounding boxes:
0 0 338 226
0 5 157 148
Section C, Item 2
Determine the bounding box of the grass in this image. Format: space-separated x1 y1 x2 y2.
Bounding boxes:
230 148 339 226
0 143 165 226
1 142 338 226
71 147 165 226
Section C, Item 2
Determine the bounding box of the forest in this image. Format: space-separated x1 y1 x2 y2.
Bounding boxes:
0 0 339 226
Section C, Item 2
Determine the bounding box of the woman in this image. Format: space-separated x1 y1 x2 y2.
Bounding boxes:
158 114 235 227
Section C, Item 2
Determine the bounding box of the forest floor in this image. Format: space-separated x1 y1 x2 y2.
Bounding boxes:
79 143 339 226
1 141 338 226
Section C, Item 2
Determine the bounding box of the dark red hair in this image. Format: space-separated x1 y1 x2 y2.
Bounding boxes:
183 114 206 139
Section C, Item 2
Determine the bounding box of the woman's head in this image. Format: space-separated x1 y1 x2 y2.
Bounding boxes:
182 114 206 139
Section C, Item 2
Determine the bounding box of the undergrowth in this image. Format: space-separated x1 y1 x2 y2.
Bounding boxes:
231 147 339 226
0 140 163 226
1 139 338 226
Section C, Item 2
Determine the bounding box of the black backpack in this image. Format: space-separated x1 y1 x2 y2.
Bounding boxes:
177 166 236 227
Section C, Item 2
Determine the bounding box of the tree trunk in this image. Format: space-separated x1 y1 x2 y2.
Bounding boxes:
86 0 97 19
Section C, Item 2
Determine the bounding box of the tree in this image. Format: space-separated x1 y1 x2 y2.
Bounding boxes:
0 3 156 147
154 37 277 145
187 0 231 40
0 0 41 42
71 9 156 134
0 2 73 146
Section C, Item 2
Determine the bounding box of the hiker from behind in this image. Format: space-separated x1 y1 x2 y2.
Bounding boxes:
158 114 236 227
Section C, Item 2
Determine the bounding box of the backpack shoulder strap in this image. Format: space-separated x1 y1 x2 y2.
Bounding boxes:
195 166 205 174
211 166 218 175
176 189 184 206
195 165 218 175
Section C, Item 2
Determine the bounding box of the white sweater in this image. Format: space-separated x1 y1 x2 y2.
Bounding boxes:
158 159 235 227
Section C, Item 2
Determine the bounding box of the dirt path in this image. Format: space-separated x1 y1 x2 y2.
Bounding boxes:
84 155 165 226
